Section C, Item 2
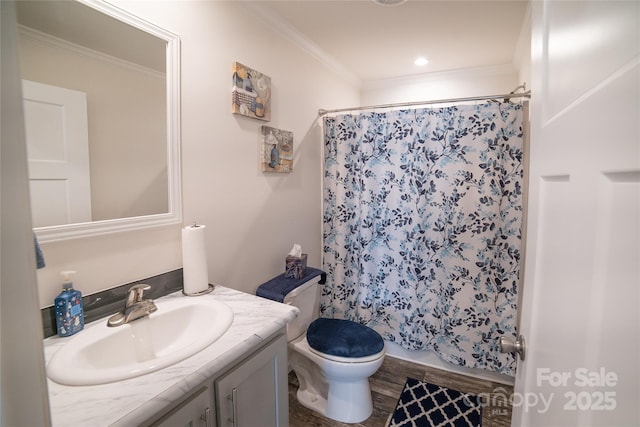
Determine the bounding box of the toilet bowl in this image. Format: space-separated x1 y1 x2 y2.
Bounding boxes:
290 332 385 423
256 268 386 424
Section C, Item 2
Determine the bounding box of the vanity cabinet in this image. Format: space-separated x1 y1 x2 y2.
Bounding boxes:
215 334 288 427
149 332 288 427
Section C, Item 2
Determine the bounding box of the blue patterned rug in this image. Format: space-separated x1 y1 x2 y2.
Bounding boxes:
387 378 482 427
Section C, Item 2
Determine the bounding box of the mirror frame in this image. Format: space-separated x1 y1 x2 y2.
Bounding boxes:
34 0 182 243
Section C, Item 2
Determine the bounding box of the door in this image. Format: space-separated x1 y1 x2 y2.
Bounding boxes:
22 79 92 227
512 1 639 426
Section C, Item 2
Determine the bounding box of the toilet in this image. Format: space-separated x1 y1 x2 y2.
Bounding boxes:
257 268 386 423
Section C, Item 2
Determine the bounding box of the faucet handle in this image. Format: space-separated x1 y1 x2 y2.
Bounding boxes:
126 284 151 306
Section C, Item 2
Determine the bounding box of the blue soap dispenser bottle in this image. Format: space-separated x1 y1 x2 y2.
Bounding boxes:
54 270 85 337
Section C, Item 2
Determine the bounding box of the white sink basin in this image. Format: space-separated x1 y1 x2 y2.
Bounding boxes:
47 297 233 386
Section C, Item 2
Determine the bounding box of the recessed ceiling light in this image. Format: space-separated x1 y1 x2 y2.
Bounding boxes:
414 56 429 66
372 0 408 6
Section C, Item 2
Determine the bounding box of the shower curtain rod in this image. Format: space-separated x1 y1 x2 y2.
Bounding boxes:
318 90 531 116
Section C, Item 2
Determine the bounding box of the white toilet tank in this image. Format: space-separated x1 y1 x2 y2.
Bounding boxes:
283 277 321 341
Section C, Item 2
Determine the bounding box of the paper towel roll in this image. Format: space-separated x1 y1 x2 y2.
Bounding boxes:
182 224 209 295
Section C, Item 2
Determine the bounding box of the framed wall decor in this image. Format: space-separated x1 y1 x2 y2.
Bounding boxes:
261 126 293 173
232 62 271 121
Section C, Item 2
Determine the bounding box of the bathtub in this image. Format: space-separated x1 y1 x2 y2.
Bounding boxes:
385 340 515 386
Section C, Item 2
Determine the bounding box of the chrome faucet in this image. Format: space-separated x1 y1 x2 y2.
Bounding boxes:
107 284 157 327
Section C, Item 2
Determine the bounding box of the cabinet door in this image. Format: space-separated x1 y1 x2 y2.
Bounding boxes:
151 386 213 427
215 334 288 427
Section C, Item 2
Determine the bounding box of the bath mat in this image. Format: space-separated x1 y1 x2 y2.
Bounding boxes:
387 377 481 427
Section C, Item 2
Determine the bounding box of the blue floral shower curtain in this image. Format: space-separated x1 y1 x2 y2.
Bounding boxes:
321 102 524 375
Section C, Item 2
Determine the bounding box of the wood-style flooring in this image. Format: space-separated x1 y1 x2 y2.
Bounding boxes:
288 355 513 427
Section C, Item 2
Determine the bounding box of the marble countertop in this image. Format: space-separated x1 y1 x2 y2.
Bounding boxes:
43 286 298 427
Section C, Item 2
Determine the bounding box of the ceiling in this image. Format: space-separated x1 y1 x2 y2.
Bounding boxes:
252 0 530 84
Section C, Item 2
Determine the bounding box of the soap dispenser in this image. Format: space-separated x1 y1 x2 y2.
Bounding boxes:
54 271 85 337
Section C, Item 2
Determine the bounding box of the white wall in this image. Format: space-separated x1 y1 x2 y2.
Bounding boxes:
514 5 532 92
35 1 359 307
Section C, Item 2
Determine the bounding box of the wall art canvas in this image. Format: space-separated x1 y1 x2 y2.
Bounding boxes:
261 126 293 173
232 62 271 121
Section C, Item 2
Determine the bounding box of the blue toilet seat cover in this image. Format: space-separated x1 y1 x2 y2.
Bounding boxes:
306 318 384 358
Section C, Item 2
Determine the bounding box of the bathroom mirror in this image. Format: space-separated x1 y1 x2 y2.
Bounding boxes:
16 0 182 242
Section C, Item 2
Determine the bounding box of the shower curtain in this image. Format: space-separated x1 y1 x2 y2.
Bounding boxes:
321 102 524 375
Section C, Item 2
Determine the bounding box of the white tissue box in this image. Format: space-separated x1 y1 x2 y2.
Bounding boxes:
285 254 307 279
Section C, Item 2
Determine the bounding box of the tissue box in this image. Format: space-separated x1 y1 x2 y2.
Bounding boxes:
285 254 307 279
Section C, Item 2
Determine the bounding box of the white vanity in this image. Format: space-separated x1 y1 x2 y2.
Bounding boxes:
43 286 297 427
